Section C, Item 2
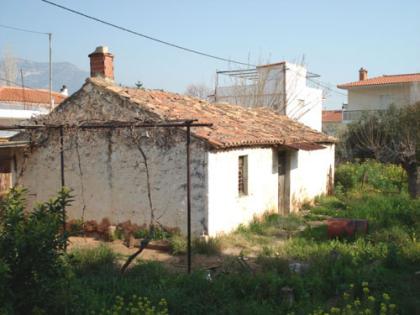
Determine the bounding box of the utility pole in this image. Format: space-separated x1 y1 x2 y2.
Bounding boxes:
48 33 52 109
20 68 26 109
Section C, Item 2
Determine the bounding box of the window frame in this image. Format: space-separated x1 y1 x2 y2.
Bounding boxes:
238 155 248 196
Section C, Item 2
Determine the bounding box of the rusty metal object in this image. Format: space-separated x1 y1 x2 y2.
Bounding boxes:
327 218 368 239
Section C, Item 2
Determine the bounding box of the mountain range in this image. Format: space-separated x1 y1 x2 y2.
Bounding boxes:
0 58 89 94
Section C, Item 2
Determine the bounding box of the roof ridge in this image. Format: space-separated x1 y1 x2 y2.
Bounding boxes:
0 85 65 96
382 72 420 77
86 77 335 148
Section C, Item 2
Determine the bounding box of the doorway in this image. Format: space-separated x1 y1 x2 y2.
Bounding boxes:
277 150 290 215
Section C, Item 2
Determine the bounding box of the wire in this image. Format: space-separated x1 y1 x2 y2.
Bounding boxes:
0 23 49 35
0 77 48 90
307 77 347 97
40 0 255 67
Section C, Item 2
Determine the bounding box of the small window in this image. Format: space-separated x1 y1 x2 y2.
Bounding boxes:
238 155 248 196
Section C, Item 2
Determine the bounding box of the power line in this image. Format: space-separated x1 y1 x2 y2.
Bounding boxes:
307 77 347 97
0 23 49 35
38 0 345 98
0 77 48 90
41 0 255 67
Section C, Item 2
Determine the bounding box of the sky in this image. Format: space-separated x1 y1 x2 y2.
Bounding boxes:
0 0 419 109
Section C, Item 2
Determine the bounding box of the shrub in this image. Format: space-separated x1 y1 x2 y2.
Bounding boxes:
0 187 72 313
69 244 117 274
133 226 172 240
335 160 407 193
169 233 187 255
311 282 398 315
93 295 169 315
66 218 84 236
193 237 223 255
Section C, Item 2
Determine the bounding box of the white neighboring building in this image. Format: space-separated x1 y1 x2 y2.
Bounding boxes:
0 86 66 192
10 47 335 236
338 68 420 122
214 62 324 131
0 86 66 127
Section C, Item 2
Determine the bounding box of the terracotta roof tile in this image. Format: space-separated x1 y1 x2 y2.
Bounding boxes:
337 73 420 89
89 78 335 150
322 110 342 123
0 86 66 105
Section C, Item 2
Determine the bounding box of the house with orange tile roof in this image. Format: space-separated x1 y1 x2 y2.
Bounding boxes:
338 68 420 122
0 86 66 193
7 47 335 236
0 85 66 128
322 110 345 136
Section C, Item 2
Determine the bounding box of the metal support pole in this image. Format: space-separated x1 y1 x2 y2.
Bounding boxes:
59 127 66 249
186 124 192 273
48 33 52 109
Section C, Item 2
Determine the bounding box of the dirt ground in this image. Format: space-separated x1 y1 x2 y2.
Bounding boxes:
68 236 228 272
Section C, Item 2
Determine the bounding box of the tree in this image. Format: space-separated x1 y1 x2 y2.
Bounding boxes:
0 188 73 313
342 103 419 198
185 83 212 100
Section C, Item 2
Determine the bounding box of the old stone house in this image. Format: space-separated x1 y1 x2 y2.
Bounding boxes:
8 47 335 236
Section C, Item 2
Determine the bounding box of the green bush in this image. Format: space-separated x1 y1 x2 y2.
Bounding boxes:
94 295 168 315
335 160 406 193
69 244 117 274
193 237 223 255
0 187 73 313
169 234 223 256
311 282 398 315
169 233 187 255
133 226 172 240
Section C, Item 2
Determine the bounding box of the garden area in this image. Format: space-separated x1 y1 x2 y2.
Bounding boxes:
0 161 419 314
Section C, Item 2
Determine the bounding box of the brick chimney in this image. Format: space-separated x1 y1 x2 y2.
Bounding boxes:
88 46 114 80
359 67 368 81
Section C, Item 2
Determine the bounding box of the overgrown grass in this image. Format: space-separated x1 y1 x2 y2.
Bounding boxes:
69 244 118 274
169 234 223 256
2 161 418 314
335 160 407 193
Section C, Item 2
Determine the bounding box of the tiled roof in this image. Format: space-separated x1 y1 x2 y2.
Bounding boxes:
0 86 66 105
88 78 334 150
337 73 420 89
322 110 342 123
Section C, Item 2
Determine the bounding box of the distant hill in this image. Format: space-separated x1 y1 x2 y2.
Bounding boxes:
0 58 89 94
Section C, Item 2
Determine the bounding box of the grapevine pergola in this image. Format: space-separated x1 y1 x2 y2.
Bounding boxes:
0 119 212 273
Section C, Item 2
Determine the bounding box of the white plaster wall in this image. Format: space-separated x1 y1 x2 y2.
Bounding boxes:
15 130 209 236
215 62 324 129
347 84 414 111
288 144 335 212
207 147 278 236
285 63 323 131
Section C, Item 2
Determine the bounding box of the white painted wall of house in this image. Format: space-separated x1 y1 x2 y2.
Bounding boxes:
14 139 334 237
214 62 323 131
206 144 335 235
207 147 278 236
284 63 323 132
288 144 335 211
347 82 420 111
14 131 209 236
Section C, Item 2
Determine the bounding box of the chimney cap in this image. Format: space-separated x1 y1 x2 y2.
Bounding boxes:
89 46 113 57
94 46 109 53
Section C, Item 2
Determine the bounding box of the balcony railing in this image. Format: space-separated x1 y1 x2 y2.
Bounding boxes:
342 110 382 122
